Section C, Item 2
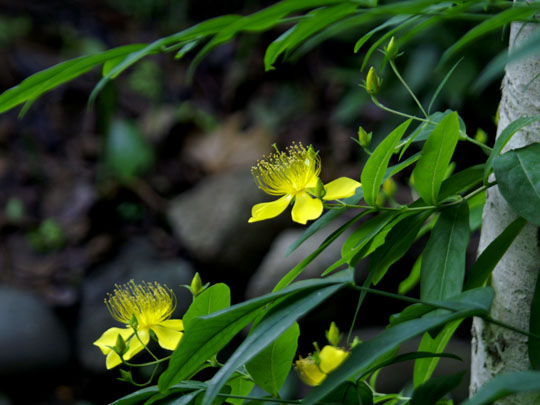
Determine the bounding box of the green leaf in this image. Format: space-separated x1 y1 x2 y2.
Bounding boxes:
438 165 484 200
529 272 540 369
362 119 412 206
421 201 469 302
0 44 146 114
493 143 540 226
484 115 540 183
226 376 255 405
464 216 527 290
398 253 422 295
110 382 207 405
303 287 493 405
158 270 352 391
354 14 411 53
462 371 540 405
322 380 373 405
428 58 463 114
202 283 345 405
410 371 465 405
264 3 359 71
412 112 460 205
104 119 154 183
245 323 300 396
441 5 537 64
182 283 231 330
371 211 431 285
413 320 462 387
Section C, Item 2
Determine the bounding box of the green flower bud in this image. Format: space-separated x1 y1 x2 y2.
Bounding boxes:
358 126 372 148
383 178 397 197
313 177 326 199
113 333 127 356
366 67 381 95
119 369 134 383
129 314 138 329
475 128 488 145
385 36 398 60
326 321 342 347
351 336 362 349
190 272 203 297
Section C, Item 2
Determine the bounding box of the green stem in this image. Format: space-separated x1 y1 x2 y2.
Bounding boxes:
389 59 429 119
216 394 301 404
124 355 171 367
132 328 159 361
485 317 540 342
463 135 493 153
371 96 433 124
127 364 160 387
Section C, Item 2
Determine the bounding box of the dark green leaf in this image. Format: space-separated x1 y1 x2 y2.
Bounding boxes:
159 271 352 391
245 323 300 396
428 59 463 114
371 211 431 285
421 201 470 302
303 287 493 405
398 254 422 295
322 380 373 405
410 371 465 405
412 112 460 205
464 216 527 290
105 119 154 183
202 283 345 405
0 44 146 114
362 119 412 206
226 376 255 405
438 165 484 200
529 272 540 369
110 382 207 405
493 143 540 226
462 371 540 405
182 283 231 330
353 15 410 53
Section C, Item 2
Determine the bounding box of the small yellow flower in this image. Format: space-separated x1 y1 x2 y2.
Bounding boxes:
249 143 361 224
294 345 350 386
93 281 184 369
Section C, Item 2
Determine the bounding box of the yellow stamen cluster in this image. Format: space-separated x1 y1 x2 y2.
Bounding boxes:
105 281 176 329
251 142 321 196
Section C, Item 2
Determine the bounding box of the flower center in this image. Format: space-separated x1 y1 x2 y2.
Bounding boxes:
251 143 321 196
105 281 176 329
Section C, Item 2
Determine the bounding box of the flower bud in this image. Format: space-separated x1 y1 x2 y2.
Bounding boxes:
385 36 398 60
190 272 203 297
114 333 127 356
313 177 325 199
475 128 488 145
326 322 341 347
383 178 397 197
366 67 381 95
358 126 372 148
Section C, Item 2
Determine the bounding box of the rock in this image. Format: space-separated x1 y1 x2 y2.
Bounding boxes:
246 221 365 297
0 286 70 374
167 169 287 274
76 238 195 372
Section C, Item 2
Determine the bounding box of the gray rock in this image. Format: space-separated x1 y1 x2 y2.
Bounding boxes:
246 221 366 297
76 238 195 372
167 169 287 274
0 287 70 374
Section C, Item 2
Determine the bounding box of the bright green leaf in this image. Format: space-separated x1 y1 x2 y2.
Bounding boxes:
182 283 231 331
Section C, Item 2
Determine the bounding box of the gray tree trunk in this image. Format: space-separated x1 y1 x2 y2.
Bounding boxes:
469 22 540 403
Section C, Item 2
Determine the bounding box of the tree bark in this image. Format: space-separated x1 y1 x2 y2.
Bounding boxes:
470 22 540 403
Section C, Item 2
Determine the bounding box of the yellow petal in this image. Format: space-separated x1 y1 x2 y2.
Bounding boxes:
93 327 133 355
323 177 361 201
291 192 323 224
319 345 349 374
249 194 293 223
106 351 123 370
153 323 183 350
122 329 150 362
159 319 184 331
294 357 326 386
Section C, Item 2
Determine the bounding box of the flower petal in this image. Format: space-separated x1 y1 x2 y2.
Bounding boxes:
248 194 293 223
159 319 184 331
294 357 326 386
319 345 349 374
119 329 150 364
291 192 323 224
153 323 183 350
323 177 361 201
93 327 133 355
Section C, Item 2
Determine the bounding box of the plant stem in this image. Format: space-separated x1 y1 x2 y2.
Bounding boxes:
216 394 301 404
371 96 433 124
389 60 429 119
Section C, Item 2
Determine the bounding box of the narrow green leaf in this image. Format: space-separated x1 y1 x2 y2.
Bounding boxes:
362 119 412 206
110 382 207 405
441 5 537 65
245 323 300 396
371 211 431 285
428 58 463 114
0 44 146 114
462 371 540 405
412 112 460 205
303 287 493 405
354 15 411 53
464 216 527 290
202 283 344 405
438 165 484 201
484 115 540 184
421 201 470 302
529 273 540 369
413 320 462 387
158 271 352 390
410 371 465 405
398 253 422 295
493 143 540 226
182 283 231 330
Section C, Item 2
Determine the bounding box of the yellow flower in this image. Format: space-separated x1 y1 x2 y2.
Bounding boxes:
249 143 361 224
93 281 184 369
294 345 350 386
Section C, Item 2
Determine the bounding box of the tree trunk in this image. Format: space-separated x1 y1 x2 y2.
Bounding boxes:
469 21 540 403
